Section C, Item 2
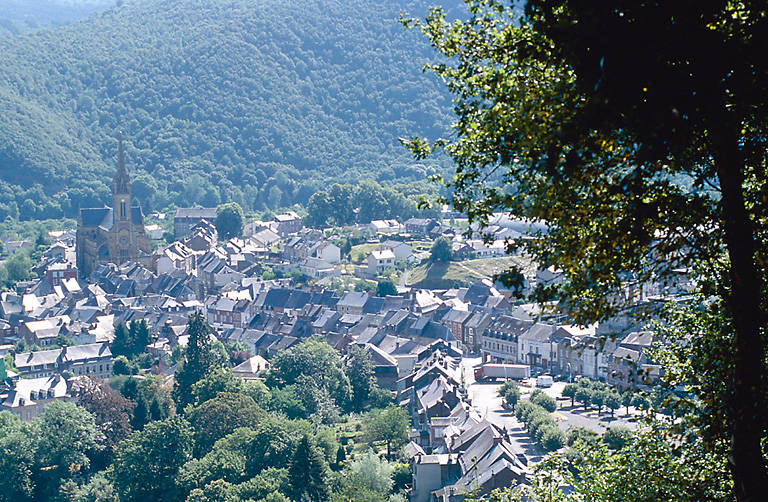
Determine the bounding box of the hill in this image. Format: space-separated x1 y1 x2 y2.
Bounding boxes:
0 0 456 220
0 0 115 37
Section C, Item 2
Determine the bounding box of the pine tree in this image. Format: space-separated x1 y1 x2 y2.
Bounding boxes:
288 436 329 502
112 323 131 358
173 311 222 410
131 320 151 355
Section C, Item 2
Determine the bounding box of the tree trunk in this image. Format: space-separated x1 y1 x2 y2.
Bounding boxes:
714 140 768 502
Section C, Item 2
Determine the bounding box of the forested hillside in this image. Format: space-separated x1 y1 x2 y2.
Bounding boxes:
0 0 455 220
0 0 115 37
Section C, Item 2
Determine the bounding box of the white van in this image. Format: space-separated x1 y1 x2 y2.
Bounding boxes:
536 375 554 388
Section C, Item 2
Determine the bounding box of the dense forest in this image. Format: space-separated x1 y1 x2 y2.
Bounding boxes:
0 0 115 37
0 0 457 221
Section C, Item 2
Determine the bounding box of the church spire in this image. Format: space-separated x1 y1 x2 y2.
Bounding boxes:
113 131 130 195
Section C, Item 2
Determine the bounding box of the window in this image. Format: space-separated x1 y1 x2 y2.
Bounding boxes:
120 200 127 220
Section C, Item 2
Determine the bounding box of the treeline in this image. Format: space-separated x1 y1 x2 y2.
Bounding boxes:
0 0 456 220
305 179 441 228
0 313 412 502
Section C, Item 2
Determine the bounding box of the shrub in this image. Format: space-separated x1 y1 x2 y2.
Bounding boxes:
531 391 556 412
499 380 521 408
567 427 600 447
541 426 566 451
603 426 633 450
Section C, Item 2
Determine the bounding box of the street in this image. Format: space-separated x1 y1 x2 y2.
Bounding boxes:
461 356 639 460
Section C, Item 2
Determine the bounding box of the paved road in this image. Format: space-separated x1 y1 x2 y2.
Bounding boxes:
463 359 640 459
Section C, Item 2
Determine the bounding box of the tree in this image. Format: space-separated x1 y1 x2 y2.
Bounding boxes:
37 401 99 485
111 323 131 358
531 389 557 412
562 383 578 408
622 390 634 417
429 237 452 263
74 377 136 452
376 278 397 297
346 345 376 411
605 391 621 418
215 202 244 239
174 311 225 410
592 390 606 415
575 388 592 411
111 416 193 502
348 450 394 494
363 405 409 459
186 392 266 457
129 319 150 355
407 1 768 498
288 436 329 502
499 380 520 409
269 338 351 410
0 413 37 501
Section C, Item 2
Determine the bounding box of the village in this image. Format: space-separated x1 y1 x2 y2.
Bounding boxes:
0 194 691 501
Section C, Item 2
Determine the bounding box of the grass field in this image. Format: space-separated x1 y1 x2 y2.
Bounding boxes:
406 256 533 289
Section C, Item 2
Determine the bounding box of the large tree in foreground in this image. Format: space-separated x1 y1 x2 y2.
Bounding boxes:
405 1 768 500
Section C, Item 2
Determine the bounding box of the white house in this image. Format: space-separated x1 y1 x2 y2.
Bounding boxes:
368 249 395 276
314 241 341 263
369 219 402 234
379 240 413 260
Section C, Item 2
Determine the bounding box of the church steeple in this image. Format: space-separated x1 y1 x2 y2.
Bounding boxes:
113 133 131 222
113 132 131 196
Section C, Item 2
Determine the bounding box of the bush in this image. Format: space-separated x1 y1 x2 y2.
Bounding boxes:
530 390 556 412
603 426 633 450
540 426 566 451
499 380 521 408
567 427 600 447
112 355 133 376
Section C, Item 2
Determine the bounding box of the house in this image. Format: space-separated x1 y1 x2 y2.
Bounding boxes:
337 291 369 315
2 374 71 421
463 311 492 354
405 218 439 236
19 318 67 346
144 224 165 240
314 242 341 263
412 454 461 502
184 219 218 252
300 257 338 279
273 211 303 236
518 323 557 369
155 241 195 275
46 262 78 288
606 331 661 390
14 343 114 379
481 315 533 364
232 355 269 381
380 240 413 260
174 207 217 238
206 296 257 329
369 219 402 235
368 249 396 276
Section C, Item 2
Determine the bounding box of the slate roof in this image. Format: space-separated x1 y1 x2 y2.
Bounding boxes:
80 207 113 229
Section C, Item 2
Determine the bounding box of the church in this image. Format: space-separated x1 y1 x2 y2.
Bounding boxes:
76 136 152 278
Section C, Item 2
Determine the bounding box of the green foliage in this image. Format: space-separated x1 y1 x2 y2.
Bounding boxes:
562 383 578 407
174 311 226 410
1 251 33 288
514 400 563 452
37 401 100 480
268 338 351 412
566 427 599 448
111 416 193 502
288 436 330 502
429 237 452 263
376 279 398 298
305 180 427 228
498 380 520 408
346 345 376 412
530 389 556 413
0 0 451 217
0 412 37 501
215 202 244 239
112 355 132 375
602 426 632 451
363 405 410 458
186 392 267 457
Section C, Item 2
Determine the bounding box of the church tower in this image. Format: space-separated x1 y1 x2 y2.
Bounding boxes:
112 133 136 263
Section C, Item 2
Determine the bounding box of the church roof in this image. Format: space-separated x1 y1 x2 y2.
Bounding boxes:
79 206 144 229
80 207 113 230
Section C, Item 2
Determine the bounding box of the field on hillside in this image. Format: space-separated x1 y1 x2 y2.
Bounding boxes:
406 255 534 289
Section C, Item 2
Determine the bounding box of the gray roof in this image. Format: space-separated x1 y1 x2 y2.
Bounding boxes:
80 207 113 229
175 207 217 219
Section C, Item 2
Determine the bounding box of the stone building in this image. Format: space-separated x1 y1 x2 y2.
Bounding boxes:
76 136 151 277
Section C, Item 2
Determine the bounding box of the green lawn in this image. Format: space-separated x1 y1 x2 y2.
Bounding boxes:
406 256 532 289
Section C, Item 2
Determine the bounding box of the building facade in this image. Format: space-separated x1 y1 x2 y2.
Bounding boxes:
76 137 151 277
